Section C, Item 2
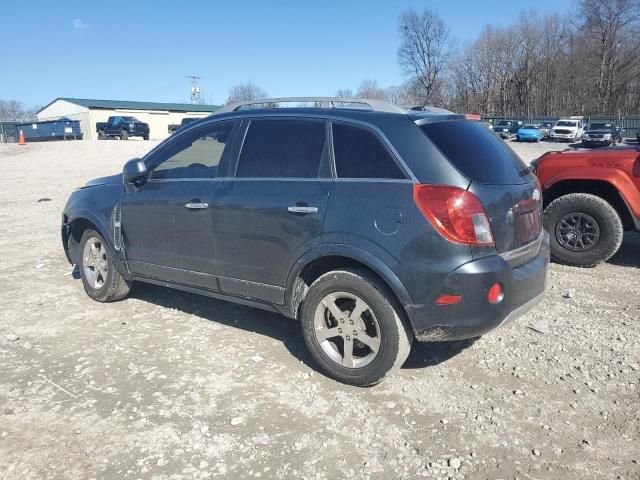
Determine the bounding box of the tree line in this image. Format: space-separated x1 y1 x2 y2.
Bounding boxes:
226 0 640 117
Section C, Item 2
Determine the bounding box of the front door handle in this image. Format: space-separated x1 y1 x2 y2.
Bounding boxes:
288 205 318 215
185 202 208 210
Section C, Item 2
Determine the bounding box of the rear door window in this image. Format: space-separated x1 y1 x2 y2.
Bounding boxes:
332 123 405 179
236 119 327 178
420 120 533 185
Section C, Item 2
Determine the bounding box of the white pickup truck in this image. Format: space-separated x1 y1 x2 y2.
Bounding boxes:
549 116 585 142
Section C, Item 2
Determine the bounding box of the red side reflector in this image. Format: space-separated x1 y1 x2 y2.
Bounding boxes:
436 294 462 305
487 283 503 304
465 114 482 121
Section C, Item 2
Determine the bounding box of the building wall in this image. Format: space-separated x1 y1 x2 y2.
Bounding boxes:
89 109 212 140
37 99 89 119
37 99 215 140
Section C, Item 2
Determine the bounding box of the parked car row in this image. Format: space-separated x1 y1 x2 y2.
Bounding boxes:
491 116 630 148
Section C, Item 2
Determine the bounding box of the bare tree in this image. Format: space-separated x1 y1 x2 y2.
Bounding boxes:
397 8 455 105
384 85 406 104
335 88 354 98
225 82 269 105
0 100 37 122
356 79 386 99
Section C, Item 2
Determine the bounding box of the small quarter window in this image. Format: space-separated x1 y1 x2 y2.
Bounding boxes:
332 123 405 179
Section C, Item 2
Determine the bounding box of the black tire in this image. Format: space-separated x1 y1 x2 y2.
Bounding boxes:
300 268 413 386
544 193 624 267
143 134 149 141
121 130 129 140
97 130 106 140
79 229 131 302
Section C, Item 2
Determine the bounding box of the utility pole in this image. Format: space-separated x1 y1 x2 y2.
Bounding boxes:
188 75 201 104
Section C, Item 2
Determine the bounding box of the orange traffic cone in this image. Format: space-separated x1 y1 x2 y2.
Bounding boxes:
18 129 26 145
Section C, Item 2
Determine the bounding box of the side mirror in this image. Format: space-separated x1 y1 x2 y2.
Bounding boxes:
123 158 148 185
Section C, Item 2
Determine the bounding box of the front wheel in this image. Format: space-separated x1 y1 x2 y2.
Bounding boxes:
300 268 412 386
544 193 623 267
121 130 129 140
79 229 131 302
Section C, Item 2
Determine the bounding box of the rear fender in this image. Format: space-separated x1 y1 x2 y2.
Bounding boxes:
285 244 414 314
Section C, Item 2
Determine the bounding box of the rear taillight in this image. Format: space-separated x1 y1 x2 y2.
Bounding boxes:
633 156 640 177
413 185 495 246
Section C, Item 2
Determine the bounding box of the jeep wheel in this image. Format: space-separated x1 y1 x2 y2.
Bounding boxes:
143 134 149 141
79 229 131 302
544 193 623 267
300 268 412 386
121 130 129 140
98 130 106 140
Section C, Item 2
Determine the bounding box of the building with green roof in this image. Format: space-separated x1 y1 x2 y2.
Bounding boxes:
36 97 220 140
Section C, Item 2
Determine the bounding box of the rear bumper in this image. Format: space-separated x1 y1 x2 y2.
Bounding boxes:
406 233 550 342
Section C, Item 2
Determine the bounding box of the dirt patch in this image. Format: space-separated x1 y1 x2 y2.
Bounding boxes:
0 140 638 479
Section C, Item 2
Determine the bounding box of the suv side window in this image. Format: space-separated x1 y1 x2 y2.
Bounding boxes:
151 121 236 180
236 119 327 178
332 123 405 179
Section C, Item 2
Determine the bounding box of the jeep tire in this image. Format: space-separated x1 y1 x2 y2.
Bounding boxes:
544 193 624 267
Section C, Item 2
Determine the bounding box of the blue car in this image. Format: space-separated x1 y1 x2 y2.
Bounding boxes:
516 125 543 142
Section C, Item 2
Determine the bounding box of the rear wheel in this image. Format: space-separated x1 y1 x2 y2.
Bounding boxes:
544 193 623 267
79 229 131 302
98 130 106 140
143 134 149 141
300 268 412 386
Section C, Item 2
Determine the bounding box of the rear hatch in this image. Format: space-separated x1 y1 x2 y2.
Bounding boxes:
419 120 542 264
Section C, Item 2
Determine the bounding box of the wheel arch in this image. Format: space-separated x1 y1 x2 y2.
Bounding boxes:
543 179 635 231
285 245 413 321
63 211 128 277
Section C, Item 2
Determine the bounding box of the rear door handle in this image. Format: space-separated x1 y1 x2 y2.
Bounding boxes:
185 202 208 210
288 206 318 215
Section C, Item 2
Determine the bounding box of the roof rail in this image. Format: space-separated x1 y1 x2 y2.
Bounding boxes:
213 97 408 115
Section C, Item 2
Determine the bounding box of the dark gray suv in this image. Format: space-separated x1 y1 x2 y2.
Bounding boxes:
61 97 549 386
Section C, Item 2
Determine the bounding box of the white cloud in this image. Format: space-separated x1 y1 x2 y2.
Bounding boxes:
72 18 89 29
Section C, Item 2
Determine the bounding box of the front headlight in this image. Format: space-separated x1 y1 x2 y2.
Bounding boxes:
583 134 589 138
503 128 509 132
603 133 611 139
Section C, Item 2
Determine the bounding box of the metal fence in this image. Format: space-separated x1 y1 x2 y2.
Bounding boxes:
0 121 20 143
485 116 640 139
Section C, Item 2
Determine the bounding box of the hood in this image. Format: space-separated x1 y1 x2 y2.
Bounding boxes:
81 173 122 189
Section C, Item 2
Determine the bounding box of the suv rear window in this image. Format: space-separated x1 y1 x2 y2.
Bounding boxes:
420 120 532 185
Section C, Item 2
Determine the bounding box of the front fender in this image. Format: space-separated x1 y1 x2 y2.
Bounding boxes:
543 168 640 218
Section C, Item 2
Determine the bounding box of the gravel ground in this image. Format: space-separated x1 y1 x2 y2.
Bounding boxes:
0 139 638 480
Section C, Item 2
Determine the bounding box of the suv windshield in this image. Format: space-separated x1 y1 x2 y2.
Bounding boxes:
589 123 612 130
420 120 533 185
556 121 577 127
522 125 539 129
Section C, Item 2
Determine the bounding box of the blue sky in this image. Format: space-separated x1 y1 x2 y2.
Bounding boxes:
1 0 570 107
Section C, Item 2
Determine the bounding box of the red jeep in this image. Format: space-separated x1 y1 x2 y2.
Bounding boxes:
534 146 640 267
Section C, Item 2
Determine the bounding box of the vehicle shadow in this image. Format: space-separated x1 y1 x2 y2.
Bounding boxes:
128 283 472 374
608 232 640 268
